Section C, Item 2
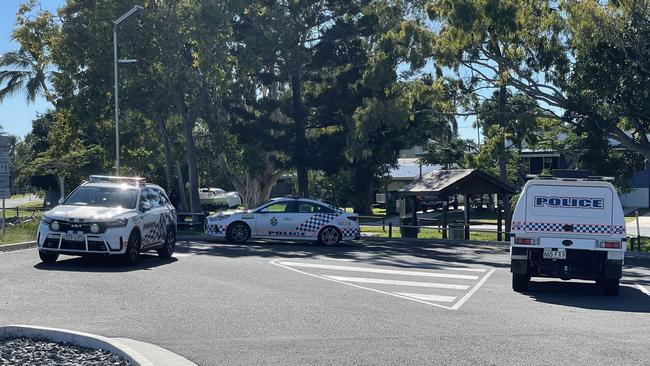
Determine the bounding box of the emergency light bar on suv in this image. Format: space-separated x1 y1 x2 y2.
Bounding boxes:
88 175 146 185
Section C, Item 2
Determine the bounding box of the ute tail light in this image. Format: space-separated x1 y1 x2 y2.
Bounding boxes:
515 237 536 245
598 241 621 249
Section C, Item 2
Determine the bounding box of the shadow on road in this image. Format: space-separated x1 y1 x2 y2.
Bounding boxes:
524 281 650 313
175 238 511 271
34 254 178 272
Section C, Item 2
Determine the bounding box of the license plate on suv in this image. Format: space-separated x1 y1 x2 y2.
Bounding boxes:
543 248 566 260
63 233 85 242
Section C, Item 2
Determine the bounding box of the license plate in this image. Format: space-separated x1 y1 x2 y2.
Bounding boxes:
63 233 85 242
543 248 566 260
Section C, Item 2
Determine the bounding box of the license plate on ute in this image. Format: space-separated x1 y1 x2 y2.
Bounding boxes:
543 248 566 260
63 233 85 242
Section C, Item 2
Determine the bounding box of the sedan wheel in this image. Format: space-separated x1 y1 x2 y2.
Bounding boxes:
318 226 341 246
227 222 251 243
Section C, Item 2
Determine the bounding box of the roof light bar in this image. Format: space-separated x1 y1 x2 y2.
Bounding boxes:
88 175 146 185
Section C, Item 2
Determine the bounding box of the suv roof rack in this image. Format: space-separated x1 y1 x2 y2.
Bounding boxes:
88 175 146 186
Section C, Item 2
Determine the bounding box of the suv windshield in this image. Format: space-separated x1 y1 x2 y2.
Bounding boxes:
64 186 138 209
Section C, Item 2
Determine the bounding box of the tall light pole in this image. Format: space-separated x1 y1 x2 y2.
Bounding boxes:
114 5 144 176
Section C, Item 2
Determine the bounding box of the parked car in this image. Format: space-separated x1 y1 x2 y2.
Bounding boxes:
37 175 177 265
510 174 626 295
199 187 242 210
204 197 360 245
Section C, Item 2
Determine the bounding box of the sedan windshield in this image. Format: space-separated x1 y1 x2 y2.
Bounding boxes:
64 187 138 209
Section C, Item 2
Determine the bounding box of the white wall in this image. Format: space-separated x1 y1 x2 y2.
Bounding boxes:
619 188 649 208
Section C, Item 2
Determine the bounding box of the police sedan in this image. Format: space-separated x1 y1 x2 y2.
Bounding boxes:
204 197 360 245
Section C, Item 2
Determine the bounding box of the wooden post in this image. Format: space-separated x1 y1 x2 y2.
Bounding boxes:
464 194 471 240
442 201 448 239
388 222 393 238
497 197 503 241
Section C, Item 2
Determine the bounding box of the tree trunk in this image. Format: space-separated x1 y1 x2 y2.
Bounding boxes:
156 116 174 191
290 70 308 197
182 115 202 214
353 165 374 215
175 161 188 211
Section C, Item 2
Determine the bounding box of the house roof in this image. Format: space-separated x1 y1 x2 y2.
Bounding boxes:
397 169 517 198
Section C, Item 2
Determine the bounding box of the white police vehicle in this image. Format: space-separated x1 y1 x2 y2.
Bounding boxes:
37 176 177 265
204 197 360 245
510 173 626 295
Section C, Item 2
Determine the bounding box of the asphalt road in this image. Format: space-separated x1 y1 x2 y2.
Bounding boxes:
1 238 649 366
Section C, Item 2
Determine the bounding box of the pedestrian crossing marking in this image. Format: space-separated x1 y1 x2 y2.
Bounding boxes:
323 276 470 290
278 261 479 280
395 293 457 302
271 259 495 310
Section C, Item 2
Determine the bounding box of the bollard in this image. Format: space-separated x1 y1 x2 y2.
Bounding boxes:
636 210 641 251
382 217 385 232
388 222 392 238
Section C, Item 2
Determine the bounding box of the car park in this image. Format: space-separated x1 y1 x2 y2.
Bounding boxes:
510 172 626 295
36 175 177 265
204 197 360 245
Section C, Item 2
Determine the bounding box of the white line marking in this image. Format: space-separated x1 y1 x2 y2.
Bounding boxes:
270 259 456 309
278 261 479 280
450 268 496 310
637 284 650 297
323 276 469 290
394 293 456 302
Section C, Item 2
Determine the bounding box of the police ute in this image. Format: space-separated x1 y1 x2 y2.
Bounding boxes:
204 197 360 245
510 172 626 295
37 176 177 265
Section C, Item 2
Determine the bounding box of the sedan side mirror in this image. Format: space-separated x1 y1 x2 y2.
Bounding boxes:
142 202 152 211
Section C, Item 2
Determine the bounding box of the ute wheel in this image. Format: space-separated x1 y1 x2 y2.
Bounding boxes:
122 231 141 266
602 278 620 296
39 251 59 264
157 227 176 258
226 222 251 243
512 274 530 292
318 226 341 246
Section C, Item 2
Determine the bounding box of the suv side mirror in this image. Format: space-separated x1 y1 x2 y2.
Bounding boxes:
142 202 152 211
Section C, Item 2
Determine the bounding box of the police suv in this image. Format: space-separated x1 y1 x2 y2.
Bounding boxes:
510 172 626 295
37 176 177 265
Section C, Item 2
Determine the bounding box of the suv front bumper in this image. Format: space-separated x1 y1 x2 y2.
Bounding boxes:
38 223 127 255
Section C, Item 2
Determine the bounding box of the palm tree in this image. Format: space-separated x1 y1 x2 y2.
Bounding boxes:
0 49 51 103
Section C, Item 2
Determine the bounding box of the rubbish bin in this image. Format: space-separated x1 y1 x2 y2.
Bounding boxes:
448 223 465 240
399 218 419 238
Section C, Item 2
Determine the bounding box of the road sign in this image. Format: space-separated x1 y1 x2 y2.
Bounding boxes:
0 188 9 199
0 136 9 199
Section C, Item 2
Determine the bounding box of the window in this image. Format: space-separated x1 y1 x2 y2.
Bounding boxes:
156 189 169 205
298 202 333 214
260 201 293 213
64 187 138 209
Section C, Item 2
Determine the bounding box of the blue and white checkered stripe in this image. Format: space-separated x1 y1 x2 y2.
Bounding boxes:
341 228 360 237
206 224 227 235
523 222 614 235
295 213 338 232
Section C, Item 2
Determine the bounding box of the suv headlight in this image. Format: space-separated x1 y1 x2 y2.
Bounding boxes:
105 218 128 228
41 216 53 225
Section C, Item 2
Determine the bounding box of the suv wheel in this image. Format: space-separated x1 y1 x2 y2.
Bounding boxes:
157 227 176 258
122 232 141 266
39 251 59 264
602 278 620 296
512 274 530 292
226 222 251 243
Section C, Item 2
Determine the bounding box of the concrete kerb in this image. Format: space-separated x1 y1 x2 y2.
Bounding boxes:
0 241 36 253
0 325 197 366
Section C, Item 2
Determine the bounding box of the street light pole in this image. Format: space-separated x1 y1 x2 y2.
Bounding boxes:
113 5 144 176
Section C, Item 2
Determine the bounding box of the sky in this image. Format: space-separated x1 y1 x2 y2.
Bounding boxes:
0 0 479 142
0 0 63 138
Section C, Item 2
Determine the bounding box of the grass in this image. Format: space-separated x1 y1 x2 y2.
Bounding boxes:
628 237 650 252
0 219 39 245
360 225 499 241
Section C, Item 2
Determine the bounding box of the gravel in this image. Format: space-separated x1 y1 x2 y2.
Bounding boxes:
0 337 131 366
